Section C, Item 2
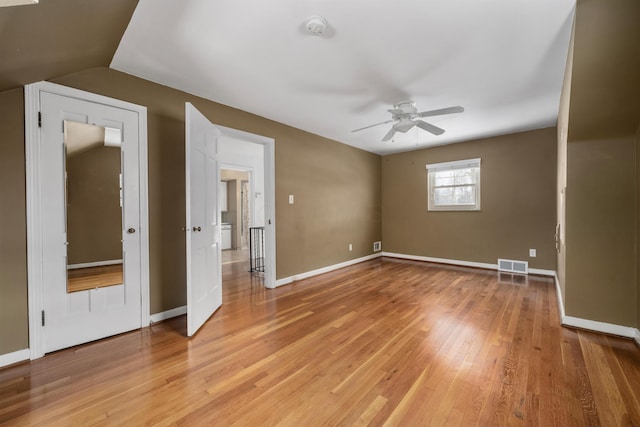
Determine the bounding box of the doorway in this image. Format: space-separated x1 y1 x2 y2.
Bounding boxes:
221 168 252 267
25 82 149 359
217 127 275 288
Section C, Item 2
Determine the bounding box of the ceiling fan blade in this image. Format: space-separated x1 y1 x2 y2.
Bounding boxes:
416 120 445 135
382 127 396 141
352 119 395 133
418 106 464 118
394 120 417 133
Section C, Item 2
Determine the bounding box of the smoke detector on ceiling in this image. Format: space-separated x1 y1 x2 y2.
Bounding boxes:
305 15 327 36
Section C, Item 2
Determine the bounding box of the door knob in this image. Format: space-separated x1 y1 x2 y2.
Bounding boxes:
193 226 201 232
127 228 136 234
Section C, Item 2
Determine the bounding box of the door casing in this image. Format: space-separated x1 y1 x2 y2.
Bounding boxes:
25 81 150 360
216 125 276 288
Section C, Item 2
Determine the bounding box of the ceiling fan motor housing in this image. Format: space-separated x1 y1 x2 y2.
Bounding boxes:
391 100 418 119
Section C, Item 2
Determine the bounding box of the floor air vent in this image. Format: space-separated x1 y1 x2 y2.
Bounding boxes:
498 258 528 275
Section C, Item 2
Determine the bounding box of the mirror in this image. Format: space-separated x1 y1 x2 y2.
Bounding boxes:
64 121 123 293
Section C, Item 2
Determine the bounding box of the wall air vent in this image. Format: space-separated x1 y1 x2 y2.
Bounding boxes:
497 258 528 275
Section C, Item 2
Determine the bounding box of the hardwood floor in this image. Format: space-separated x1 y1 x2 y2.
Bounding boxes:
1 258 639 426
67 264 123 293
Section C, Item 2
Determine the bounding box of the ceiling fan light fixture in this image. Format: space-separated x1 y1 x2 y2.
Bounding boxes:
305 15 327 36
352 102 464 142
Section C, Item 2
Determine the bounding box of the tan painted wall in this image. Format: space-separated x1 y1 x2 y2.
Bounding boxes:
568 0 640 141
565 136 637 326
0 88 29 354
637 122 640 330
67 145 122 265
0 0 138 92
561 0 640 328
382 128 557 270
53 68 382 296
0 68 381 355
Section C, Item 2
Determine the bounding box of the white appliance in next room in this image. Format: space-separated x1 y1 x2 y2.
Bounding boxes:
221 223 232 250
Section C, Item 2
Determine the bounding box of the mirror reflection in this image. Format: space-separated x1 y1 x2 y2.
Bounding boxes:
64 121 123 293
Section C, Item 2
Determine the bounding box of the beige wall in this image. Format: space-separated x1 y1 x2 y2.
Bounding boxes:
565 136 637 326
637 122 640 330
0 88 29 353
67 145 122 265
0 68 382 356
382 128 557 270
53 68 383 294
560 0 640 329
0 0 138 93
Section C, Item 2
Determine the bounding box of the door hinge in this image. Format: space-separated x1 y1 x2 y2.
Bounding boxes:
38 111 42 128
41 310 45 327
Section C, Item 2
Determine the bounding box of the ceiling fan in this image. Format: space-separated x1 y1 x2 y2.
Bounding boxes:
352 101 464 141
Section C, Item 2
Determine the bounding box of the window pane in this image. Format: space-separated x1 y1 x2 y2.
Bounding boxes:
434 185 476 206
426 159 480 211
434 169 475 186
433 170 455 186
453 168 474 185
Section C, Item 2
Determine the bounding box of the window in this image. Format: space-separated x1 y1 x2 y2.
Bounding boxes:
426 158 481 211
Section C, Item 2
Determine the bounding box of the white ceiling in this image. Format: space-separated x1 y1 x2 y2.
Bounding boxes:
111 0 575 155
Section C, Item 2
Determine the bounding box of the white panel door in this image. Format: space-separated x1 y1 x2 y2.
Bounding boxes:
39 92 142 353
185 103 222 336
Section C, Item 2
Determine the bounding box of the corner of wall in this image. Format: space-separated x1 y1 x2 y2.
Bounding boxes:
636 119 640 330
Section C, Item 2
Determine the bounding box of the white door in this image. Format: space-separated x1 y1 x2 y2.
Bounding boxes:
39 91 142 353
185 103 222 336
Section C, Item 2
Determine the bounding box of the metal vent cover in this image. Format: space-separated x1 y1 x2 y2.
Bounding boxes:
498 258 528 275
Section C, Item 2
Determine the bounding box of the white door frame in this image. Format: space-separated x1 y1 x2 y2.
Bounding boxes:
24 81 150 359
216 125 276 289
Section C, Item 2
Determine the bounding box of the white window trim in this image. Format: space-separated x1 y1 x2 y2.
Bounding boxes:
426 158 481 211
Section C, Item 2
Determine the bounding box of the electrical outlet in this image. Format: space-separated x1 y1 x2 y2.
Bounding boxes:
529 248 536 257
348 244 352 251
373 241 381 252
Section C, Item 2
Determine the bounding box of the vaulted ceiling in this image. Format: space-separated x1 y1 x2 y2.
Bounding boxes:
0 0 137 91
111 0 575 154
0 0 607 155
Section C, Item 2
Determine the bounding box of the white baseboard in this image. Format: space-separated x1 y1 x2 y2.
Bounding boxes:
561 316 639 340
275 253 383 287
67 259 123 270
529 268 555 276
0 348 30 368
150 305 186 324
554 273 566 319
382 252 555 277
554 273 639 342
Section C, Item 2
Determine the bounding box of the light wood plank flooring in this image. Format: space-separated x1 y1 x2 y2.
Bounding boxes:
1 258 639 426
67 264 123 293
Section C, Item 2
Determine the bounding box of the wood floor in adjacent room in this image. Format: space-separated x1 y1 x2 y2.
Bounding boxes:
1 258 640 426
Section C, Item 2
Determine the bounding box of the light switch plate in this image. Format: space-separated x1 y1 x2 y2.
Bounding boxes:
529 249 536 257
288 194 294 204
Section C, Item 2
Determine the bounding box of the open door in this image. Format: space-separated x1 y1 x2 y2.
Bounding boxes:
185 103 222 336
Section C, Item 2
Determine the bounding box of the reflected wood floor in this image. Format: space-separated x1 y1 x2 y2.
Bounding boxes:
67 264 123 293
2 258 640 426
